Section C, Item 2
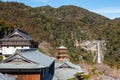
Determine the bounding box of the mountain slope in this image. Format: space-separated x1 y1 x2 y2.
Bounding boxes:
0 1 120 67
113 18 120 23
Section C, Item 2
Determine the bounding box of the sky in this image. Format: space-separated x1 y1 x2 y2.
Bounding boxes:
2 0 120 19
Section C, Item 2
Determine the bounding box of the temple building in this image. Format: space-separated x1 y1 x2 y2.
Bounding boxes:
53 46 84 80
54 59 84 80
0 48 55 80
0 29 38 58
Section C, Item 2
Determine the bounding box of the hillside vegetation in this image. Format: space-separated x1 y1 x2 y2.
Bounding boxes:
113 18 120 23
0 1 120 68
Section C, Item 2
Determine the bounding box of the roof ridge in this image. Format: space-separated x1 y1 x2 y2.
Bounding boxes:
18 48 37 52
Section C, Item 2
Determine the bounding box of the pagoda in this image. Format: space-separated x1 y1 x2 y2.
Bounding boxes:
57 46 68 60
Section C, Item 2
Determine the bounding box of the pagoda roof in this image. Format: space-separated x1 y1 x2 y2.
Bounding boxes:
0 48 55 69
57 46 67 50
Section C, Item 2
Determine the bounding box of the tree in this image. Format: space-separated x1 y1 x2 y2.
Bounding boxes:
68 73 90 80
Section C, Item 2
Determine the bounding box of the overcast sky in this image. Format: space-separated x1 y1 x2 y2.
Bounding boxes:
2 0 120 19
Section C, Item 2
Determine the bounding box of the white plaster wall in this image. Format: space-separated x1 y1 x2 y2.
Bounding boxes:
23 46 30 49
2 46 30 55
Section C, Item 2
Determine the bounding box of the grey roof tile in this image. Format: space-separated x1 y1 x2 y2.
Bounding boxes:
0 48 55 69
0 29 33 40
54 59 84 80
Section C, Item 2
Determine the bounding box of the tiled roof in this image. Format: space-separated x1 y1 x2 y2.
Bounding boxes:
19 48 55 67
0 62 42 69
11 29 33 40
0 29 33 40
55 68 81 80
0 48 55 69
54 59 84 80
55 59 83 72
57 46 67 50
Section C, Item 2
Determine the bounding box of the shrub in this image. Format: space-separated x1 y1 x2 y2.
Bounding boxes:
0 55 3 61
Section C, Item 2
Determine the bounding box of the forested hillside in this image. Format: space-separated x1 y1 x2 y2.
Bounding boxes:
113 18 120 23
0 1 120 68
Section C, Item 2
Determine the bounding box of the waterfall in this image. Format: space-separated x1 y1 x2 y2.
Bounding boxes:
97 41 102 63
